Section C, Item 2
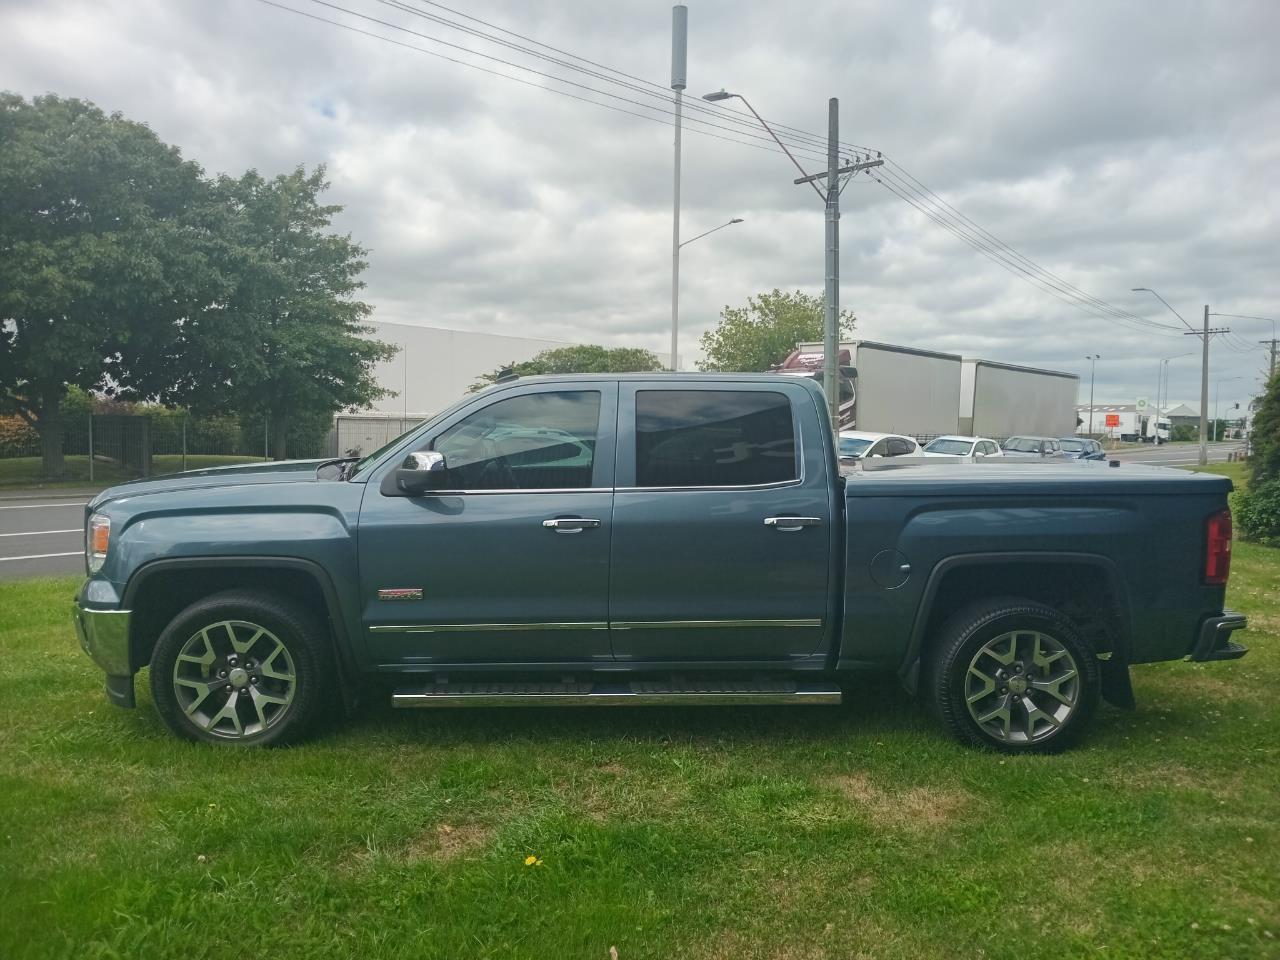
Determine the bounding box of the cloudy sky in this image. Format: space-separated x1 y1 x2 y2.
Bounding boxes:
4 0 1278 411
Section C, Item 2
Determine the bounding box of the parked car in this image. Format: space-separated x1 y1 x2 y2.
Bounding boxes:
1001 436 1066 458
1060 438 1106 461
838 430 923 460
921 435 1003 459
73 373 1247 754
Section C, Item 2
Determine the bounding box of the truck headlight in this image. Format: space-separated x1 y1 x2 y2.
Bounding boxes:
86 514 111 574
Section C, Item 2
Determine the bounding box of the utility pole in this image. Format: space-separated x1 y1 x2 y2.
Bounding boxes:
1262 338 1279 381
702 88 882 431
1184 305 1230 465
669 5 687 372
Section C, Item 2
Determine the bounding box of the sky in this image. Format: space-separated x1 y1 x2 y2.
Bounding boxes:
3 0 1278 413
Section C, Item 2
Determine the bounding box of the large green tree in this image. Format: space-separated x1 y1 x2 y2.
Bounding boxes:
0 93 222 476
471 344 663 392
698 289 856 372
167 166 396 459
1249 371 1280 487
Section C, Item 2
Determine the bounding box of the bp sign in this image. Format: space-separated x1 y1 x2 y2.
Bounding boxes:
1136 397 1149 413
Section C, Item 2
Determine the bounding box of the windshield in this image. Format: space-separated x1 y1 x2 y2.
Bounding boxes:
924 438 973 456
1058 439 1086 452
349 425 423 478
838 437 873 458
1002 438 1041 453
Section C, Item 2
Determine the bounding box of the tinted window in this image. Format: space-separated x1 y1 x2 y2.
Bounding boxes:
433 391 600 490
887 438 914 456
635 390 796 487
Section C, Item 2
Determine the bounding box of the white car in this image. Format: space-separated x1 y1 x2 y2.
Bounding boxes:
837 431 923 460
921 435 1004 459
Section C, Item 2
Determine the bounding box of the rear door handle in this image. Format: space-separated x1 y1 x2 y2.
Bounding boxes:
764 516 823 532
543 517 602 533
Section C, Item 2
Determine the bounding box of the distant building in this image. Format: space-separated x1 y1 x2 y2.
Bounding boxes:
1162 403 1200 429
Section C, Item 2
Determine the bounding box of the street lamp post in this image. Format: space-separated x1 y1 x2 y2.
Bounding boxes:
703 88 882 429
1214 376 1242 442
670 217 744 369
1156 353 1195 444
1085 354 1100 434
1133 287 1229 466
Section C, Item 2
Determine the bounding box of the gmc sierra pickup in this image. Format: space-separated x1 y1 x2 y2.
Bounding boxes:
73 374 1247 752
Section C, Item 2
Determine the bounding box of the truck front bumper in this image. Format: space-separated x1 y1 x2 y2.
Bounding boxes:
72 603 136 707
1190 610 1248 662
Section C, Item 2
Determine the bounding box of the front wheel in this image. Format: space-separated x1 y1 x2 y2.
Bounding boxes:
925 598 1101 753
149 590 333 745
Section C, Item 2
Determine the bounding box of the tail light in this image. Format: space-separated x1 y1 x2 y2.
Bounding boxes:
1204 508 1232 586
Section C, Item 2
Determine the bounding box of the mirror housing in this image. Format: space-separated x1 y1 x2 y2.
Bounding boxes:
394 451 447 496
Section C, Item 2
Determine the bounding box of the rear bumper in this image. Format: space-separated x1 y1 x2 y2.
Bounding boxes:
72 602 136 707
1190 610 1248 662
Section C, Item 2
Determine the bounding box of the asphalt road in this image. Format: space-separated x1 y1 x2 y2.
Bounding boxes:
1107 440 1246 466
0 495 90 581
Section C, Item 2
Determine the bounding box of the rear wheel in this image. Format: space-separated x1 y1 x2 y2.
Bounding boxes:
926 598 1100 753
149 590 333 745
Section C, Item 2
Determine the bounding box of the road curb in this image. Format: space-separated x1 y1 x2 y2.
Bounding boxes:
0 489 103 502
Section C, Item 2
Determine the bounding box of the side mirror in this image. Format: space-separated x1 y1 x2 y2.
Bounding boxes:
975 451 986 458
394 451 448 495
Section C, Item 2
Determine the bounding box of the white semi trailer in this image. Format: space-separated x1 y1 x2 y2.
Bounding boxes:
959 359 1080 439
787 341 963 436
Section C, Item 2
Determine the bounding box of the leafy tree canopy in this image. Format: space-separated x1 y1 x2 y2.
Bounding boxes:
472 344 663 391
1250 371 1280 487
697 289 856 373
0 92 222 475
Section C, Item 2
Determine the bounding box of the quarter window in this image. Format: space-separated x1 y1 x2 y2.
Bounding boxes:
635 390 796 487
432 391 601 490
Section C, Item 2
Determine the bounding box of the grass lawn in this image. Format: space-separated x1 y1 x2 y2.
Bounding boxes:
0 554 1276 960
0 454 268 488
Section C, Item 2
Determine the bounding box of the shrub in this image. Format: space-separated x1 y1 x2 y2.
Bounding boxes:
1235 478 1280 547
0 416 39 456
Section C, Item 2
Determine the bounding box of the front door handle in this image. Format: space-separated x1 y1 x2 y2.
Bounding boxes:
543 517 602 533
764 516 823 532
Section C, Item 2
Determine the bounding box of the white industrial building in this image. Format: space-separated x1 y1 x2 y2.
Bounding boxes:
331 320 570 456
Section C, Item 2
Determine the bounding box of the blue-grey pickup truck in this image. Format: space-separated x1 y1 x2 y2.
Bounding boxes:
73 374 1247 752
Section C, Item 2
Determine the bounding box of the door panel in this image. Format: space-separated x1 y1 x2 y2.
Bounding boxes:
358 383 617 665
608 383 834 661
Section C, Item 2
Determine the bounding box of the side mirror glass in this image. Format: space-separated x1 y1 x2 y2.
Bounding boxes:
395 451 448 495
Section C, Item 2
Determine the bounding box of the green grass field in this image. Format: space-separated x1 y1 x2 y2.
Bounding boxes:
1 546 1276 959
0 455 269 488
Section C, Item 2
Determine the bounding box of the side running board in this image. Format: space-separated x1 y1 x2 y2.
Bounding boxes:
391 677 842 708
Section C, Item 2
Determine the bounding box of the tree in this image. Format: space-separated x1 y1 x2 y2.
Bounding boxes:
169 166 396 460
471 344 663 391
1250 371 1280 487
698 289 856 372
0 93 222 477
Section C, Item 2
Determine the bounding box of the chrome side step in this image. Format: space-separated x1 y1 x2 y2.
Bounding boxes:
391 678 842 709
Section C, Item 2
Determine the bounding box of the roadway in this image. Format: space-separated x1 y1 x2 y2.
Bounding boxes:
1107 440 1245 467
0 493 91 581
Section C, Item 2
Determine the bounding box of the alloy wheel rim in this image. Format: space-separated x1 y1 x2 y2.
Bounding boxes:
172 620 296 739
964 629 1080 744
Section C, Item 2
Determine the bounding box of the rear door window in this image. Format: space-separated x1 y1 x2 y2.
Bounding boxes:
634 390 796 487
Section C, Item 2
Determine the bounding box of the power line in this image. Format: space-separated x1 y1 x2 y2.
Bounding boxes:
254 0 828 161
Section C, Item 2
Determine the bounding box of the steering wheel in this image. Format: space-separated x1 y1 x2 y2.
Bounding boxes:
477 440 516 489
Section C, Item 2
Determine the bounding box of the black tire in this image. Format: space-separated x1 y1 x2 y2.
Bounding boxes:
924 596 1101 753
149 590 334 746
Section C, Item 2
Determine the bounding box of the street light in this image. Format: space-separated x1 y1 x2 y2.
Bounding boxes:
1085 354 1100 435
679 218 744 249
1156 353 1195 444
1214 376 1242 442
669 217 744 371
1133 286 1219 465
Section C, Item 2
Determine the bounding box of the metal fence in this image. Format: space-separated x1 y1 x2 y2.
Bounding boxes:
0 413 326 484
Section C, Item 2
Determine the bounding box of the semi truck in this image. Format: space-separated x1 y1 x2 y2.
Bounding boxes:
960 359 1079 439
777 340 962 436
